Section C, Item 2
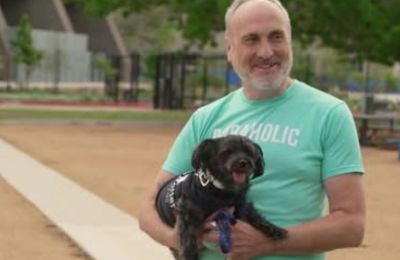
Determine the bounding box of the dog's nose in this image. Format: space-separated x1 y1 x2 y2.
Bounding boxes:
239 159 250 168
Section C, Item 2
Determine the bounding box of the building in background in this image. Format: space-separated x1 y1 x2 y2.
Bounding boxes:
0 0 129 87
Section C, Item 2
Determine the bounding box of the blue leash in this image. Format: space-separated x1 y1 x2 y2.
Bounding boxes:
215 210 234 254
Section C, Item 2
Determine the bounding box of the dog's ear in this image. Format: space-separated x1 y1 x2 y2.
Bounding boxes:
252 142 265 178
191 138 217 170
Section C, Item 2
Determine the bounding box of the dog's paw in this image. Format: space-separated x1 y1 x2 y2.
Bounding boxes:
268 226 288 241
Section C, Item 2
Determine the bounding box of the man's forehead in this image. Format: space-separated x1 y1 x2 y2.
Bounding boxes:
227 0 290 37
232 0 287 24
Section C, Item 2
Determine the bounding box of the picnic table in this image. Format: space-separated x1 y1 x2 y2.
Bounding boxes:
353 113 400 145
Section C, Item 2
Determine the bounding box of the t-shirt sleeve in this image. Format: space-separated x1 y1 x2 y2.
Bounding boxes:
321 103 365 180
162 113 200 175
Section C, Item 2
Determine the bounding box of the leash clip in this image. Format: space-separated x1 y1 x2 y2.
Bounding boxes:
197 169 210 187
216 211 234 254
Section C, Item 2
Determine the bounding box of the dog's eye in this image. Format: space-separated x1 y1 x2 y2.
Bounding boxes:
219 148 231 157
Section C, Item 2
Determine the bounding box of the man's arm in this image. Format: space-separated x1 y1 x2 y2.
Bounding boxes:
224 173 366 259
138 170 179 249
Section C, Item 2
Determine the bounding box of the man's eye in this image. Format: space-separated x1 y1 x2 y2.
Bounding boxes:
243 36 258 44
271 33 284 41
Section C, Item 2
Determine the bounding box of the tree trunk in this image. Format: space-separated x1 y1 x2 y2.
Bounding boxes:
25 67 31 90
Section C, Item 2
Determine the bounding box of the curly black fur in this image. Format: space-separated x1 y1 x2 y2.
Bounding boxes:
155 135 287 260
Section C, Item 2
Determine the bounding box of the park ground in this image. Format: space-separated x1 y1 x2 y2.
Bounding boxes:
0 122 399 259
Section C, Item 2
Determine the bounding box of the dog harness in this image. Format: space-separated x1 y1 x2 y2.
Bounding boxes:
156 170 241 227
195 169 225 189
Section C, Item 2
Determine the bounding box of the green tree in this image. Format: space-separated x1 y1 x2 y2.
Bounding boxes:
11 15 43 89
64 0 229 47
282 0 400 65
65 0 400 64
384 72 399 92
113 6 180 53
113 6 182 79
93 56 117 77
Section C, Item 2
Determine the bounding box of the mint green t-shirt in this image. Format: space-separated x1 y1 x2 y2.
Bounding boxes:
162 80 364 260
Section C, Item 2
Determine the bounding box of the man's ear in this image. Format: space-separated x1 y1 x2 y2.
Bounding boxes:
191 139 217 171
224 34 232 63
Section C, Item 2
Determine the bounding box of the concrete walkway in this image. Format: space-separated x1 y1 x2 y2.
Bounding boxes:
0 139 172 260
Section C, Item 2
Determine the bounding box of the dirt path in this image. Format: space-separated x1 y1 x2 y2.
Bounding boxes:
0 123 181 260
0 122 399 259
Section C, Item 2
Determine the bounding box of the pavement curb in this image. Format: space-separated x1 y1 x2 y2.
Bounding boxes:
0 139 172 260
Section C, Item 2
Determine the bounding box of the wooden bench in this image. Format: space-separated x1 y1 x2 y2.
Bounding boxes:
354 114 400 145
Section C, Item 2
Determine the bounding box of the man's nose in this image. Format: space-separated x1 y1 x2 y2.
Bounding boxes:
257 39 273 58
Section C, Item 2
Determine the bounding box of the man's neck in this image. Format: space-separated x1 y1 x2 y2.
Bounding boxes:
243 77 293 100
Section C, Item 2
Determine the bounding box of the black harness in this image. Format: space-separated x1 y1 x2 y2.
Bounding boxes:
155 171 245 227
156 173 190 226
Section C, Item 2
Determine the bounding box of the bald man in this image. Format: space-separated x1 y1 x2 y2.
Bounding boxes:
139 1 365 259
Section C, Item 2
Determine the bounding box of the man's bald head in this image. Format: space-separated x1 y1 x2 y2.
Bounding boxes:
225 0 291 37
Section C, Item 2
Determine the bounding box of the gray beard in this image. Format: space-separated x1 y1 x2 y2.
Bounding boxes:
240 63 292 93
248 76 285 91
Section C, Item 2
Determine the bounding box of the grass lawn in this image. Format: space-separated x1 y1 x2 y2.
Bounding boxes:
0 108 193 123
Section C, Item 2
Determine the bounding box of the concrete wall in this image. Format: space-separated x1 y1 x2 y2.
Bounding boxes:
65 4 126 56
7 28 92 82
0 7 12 81
0 0 72 31
0 0 128 83
65 4 130 81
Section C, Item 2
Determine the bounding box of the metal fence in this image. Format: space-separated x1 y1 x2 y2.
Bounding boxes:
2 42 399 112
153 53 238 109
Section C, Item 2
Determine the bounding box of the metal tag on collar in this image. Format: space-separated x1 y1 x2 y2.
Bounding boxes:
198 169 210 187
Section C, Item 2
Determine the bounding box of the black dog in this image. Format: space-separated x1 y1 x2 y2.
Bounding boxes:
155 135 287 260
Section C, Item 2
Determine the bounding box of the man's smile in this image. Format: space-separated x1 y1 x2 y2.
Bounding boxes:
252 62 280 73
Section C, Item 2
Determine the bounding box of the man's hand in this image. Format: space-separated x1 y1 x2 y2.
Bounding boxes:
169 221 181 250
201 209 281 259
201 211 221 246
227 220 277 260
